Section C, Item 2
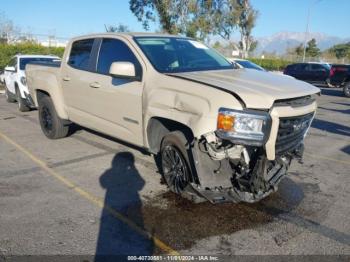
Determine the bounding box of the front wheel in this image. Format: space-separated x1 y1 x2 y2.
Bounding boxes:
344 83 350 98
160 131 192 194
4 83 16 103
38 96 70 139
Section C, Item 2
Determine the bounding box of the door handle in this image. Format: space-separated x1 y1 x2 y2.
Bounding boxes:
62 76 71 81
89 82 101 88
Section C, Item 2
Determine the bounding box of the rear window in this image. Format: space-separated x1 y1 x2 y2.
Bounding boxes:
19 57 57 70
68 39 94 70
307 64 329 71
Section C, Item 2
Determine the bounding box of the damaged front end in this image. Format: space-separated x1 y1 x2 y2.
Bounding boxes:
186 109 314 204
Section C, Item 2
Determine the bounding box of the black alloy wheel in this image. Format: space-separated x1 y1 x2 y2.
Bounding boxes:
161 144 190 194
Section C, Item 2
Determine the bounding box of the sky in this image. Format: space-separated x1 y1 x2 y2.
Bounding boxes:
1 0 349 40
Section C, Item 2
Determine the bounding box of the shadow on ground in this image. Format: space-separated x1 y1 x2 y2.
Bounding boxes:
320 88 344 97
312 118 350 137
95 152 154 261
318 106 350 115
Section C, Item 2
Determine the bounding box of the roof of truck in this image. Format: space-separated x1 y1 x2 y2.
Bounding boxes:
14 54 60 59
70 32 189 41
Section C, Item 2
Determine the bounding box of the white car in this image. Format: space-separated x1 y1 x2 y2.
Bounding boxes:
0 70 5 84
4 55 60 111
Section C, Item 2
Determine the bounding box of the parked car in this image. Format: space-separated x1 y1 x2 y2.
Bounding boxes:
283 62 331 86
26 33 320 204
0 70 5 84
228 58 265 71
329 64 350 89
4 54 60 111
344 83 350 97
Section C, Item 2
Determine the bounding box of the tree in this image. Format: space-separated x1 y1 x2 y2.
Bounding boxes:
129 0 193 34
248 40 258 52
105 23 130 32
129 0 240 41
234 0 258 58
305 38 320 57
328 42 350 59
295 44 304 56
0 12 21 43
212 41 222 50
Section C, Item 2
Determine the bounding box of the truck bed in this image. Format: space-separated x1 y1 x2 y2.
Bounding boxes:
25 61 62 108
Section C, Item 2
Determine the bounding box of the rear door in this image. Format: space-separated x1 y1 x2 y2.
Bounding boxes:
309 64 328 82
61 38 97 120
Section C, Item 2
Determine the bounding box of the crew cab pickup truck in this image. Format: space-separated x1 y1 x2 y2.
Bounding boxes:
26 33 320 203
4 54 60 111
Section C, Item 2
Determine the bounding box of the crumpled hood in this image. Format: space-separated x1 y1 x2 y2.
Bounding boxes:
169 69 320 109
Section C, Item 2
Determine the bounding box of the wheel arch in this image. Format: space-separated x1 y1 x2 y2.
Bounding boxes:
146 117 195 154
35 89 69 119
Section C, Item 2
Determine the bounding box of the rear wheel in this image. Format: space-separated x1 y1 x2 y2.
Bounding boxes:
15 87 30 112
38 96 69 139
344 83 350 98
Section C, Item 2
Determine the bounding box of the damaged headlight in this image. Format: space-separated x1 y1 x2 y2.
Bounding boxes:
216 108 271 146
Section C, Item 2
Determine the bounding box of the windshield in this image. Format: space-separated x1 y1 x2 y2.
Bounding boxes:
235 60 265 71
19 57 58 70
134 37 233 73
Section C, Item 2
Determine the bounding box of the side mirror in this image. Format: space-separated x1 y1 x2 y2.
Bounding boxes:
5 66 16 72
109 62 139 80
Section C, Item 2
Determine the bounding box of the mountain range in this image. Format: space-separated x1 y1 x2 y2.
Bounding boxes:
254 31 350 55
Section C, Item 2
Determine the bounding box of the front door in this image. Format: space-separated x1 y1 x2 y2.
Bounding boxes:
87 37 144 146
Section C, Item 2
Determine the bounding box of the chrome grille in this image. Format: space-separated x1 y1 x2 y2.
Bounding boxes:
276 113 314 155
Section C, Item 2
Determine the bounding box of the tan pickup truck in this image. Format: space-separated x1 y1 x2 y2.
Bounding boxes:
26 33 320 203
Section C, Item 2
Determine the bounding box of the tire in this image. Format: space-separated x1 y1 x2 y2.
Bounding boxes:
344 83 350 98
38 95 69 139
4 83 16 103
15 86 30 112
160 131 192 194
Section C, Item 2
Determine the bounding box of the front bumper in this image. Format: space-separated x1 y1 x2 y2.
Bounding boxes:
186 101 317 204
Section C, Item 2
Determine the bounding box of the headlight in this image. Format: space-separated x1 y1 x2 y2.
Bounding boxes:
216 108 271 146
20 76 26 86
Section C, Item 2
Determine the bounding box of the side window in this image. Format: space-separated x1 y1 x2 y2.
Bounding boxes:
297 64 306 71
303 64 312 71
311 64 323 71
97 38 141 76
68 39 94 70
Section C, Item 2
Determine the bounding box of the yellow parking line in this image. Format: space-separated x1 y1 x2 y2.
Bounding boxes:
0 131 179 255
305 152 350 165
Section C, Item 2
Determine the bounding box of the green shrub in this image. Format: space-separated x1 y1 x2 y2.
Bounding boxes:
0 42 65 70
250 58 292 71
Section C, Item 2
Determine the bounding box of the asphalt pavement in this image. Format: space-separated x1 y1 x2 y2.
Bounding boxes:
0 88 349 259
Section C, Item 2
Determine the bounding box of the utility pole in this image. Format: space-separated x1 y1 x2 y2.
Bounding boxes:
302 0 322 62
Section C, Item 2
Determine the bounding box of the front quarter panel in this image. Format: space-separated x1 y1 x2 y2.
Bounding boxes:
143 73 243 146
